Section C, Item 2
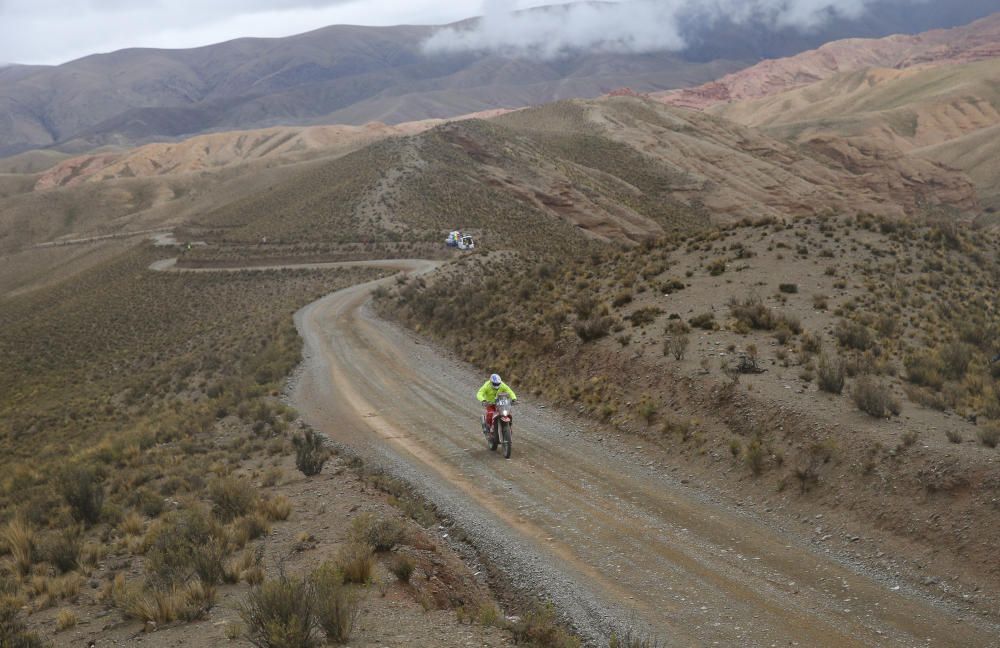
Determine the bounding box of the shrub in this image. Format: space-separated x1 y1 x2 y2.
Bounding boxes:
210 477 257 522
239 574 319 648
336 543 375 584
745 440 765 476
390 555 415 583
2 517 35 576
58 464 105 525
56 609 77 632
706 258 727 275
349 514 406 552
145 508 228 586
688 312 716 330
258 496 292 522
293 428 330 477
0 596 47 648
938 341 974 380
778 283 798 294
817 355 845 394
507 604 580 648
852 377 900 418
628 307 662 328
610 626 664 648
945 430 963 444
834 320 874 351
978 425 1000 449
574 316 612 342
39 526 82 574
611 291 633 308
312 563 359 644
667 334 689 360
904 354 944 389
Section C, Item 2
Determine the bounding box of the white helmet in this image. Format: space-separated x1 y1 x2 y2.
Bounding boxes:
490 373 502 387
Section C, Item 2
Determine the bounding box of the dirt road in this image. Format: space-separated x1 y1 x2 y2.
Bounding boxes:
290 260 998 647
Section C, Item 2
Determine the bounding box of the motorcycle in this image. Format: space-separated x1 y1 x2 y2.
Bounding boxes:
481 394 514 459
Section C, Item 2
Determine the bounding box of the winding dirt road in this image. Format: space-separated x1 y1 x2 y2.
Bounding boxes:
287 260 996 646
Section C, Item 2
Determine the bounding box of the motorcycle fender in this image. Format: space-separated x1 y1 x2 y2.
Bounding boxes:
500 416 511 423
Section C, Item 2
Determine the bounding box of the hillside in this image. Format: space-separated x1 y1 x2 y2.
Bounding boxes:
654 11 1000 110
177 96 975 266
711 58 1000 211
4 1 1000 156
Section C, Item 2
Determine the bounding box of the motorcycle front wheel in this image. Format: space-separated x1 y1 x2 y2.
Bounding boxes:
500 421 512 459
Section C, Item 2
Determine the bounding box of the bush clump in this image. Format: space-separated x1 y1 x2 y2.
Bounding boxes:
239 574 319 648
978 425 1000 449
835 320 874 351
145 508 228 586
507 604 580 648
293 428 330 477
311 563 360 644
209 477 257 522
817 355 845 394
58 464 105 526
573 316 613 342
852 377 900 418
349 514 406 552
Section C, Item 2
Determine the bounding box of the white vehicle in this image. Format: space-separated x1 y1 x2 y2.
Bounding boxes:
446 230 476 250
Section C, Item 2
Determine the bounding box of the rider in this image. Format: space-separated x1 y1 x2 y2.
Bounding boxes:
477 373 517 435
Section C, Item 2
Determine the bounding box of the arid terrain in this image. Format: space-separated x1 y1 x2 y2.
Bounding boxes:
2 6 1000 648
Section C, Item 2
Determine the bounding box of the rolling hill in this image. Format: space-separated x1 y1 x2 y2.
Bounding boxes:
3 0 1000 157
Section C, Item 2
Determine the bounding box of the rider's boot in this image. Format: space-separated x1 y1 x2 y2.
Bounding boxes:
481 415 488 436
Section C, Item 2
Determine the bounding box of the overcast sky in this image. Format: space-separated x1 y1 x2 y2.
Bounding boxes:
1 0 913 66
0 0 567 65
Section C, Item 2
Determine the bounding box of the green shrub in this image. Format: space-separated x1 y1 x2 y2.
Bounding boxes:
852 377 900 418
311 563 360 644
293 428 329 477
835 320 874 351
145 508 228 586
688 312 716 330
938 341 973 380
978 425 1000 449
209 477 257 522
39 526 82 574
507 604 580 648
611 291 633 308
390 555 415 584
239 574 319 648
349 514 406 552
573 317 612 342
904 354 944 389
817 355 845 394
58 464 105 526
628 307 662 328
336 543 375 584
0 596 48 648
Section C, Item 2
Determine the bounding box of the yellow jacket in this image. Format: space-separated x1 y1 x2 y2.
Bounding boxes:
476 380 517 403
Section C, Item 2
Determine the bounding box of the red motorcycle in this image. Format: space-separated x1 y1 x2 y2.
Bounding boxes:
481 394 514 459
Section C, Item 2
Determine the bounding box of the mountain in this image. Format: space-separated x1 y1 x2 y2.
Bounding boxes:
709 57 1000 212
654 11 1000 110
2 0 999 157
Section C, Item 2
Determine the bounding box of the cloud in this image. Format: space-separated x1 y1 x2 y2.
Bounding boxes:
422 0 917 58
0 0 483 65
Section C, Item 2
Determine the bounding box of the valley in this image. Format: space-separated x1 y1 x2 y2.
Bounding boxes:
2 4 1000 647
